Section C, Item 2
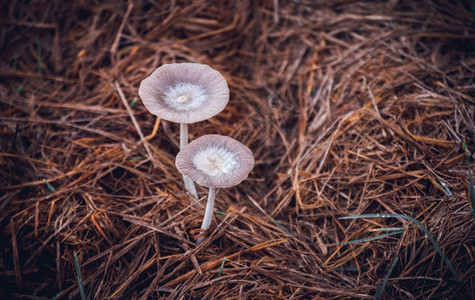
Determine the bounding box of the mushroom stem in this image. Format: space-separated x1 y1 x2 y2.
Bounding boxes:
197 187 216 244
180 123 198 198
179 123 188 149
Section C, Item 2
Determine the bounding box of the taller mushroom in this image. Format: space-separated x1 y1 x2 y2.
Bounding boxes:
139 63 229 197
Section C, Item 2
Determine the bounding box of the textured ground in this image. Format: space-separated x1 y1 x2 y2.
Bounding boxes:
0 1 474 299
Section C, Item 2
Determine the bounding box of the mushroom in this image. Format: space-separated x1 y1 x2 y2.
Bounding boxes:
139 63 229 197
175 134 254 243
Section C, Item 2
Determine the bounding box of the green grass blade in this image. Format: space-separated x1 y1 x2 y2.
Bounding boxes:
375 256 399 300
463 140 475 219
470 0 475 27
128 157 144 161
271 217 295 238
217 257 226 278
43 179 56 193
342 230 403 245
13 57 18 70
437 180 453 197
339 213 461 283
73 252 87 300
130 97 138 108
373 227 404 232
35 40 43 75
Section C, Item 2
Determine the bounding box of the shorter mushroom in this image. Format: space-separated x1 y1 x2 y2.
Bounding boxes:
175 134 254 244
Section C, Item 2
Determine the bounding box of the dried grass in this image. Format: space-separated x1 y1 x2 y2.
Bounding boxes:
1 0 474 299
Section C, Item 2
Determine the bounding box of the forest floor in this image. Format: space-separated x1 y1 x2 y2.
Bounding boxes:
1 1 474 299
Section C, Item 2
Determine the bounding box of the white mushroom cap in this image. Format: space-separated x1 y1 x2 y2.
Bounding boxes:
176 135 254 189
138 63 229 124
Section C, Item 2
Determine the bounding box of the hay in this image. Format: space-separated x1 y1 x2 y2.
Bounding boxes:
1 0 474 299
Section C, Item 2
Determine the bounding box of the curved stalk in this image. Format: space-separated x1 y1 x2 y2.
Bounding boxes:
180 123 198 198
197 187 216 244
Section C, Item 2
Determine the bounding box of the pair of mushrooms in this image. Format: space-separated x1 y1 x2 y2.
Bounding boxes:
139 63 254 243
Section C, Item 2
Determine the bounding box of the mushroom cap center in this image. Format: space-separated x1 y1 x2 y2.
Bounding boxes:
164 82 207 111
192 146 237 177
175 94 190 103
